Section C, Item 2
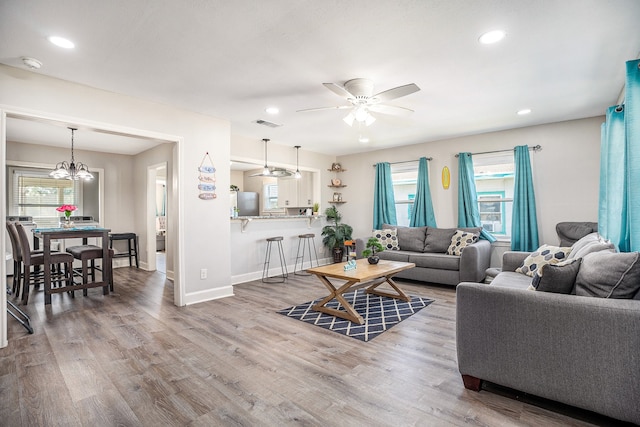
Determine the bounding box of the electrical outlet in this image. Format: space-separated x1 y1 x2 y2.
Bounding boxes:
200 268 207 279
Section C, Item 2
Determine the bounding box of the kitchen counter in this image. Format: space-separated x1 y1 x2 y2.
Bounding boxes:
231 215 322 232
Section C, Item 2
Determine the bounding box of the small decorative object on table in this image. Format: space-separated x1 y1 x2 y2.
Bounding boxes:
362 237 385 264
343 259 357 271
56 204 77 228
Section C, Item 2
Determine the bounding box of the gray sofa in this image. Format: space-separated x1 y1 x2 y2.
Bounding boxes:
456 242 640 424
356 225 491 285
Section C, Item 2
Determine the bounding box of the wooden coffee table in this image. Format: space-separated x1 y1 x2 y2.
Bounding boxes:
306 259 415 324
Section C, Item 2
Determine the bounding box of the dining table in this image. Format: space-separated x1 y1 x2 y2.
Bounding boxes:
32 226 112 305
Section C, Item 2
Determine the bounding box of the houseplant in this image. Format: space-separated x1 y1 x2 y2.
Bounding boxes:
312 202 320 215
362 237 385 264
321 205 353 263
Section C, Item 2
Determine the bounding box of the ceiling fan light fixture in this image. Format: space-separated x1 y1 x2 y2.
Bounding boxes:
343 112 355 126
364 113 376 126
354 106 369 122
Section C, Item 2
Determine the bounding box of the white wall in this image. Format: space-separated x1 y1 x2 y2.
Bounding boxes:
0 64 232 347
336 117 603 248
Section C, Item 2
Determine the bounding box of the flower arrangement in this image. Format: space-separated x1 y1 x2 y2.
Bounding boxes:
56 204 77 220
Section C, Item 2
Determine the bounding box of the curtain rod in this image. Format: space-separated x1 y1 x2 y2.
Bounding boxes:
372 157 432 167
454 145 541 158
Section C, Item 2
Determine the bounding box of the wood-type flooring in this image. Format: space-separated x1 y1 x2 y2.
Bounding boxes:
0 267 629 426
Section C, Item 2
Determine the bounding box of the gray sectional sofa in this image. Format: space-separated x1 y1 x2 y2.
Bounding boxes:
456 233 640 425
356 225 491 285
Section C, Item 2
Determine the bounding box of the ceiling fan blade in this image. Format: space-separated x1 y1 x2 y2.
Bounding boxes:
372 83 420 103
297 105 352 113
323 82 354 99
368 104 414 116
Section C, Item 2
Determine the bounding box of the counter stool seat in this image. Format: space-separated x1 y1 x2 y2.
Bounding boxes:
262 236 288 283
109 232 138 268
294 233 319 275
66 245 115 292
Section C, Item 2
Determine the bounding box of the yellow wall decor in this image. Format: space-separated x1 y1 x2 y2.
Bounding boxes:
442 166 450 190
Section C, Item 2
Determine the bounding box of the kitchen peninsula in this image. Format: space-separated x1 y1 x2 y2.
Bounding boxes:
230 214 326 284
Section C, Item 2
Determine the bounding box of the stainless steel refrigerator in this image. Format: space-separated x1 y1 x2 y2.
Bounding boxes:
233 192 260 216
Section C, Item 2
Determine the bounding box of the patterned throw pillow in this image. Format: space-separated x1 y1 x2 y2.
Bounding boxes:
446 230 479 256
515 244 572 277
373 228 399 251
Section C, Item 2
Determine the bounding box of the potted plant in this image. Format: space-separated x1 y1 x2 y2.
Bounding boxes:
312 202 320 215
321 206 353 263
362 237 385 264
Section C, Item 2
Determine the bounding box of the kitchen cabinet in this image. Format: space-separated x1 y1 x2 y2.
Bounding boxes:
277 172 314 207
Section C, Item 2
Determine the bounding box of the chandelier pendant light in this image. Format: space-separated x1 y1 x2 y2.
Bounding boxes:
294 145 302 179
50 127 94 181
261 138 271 176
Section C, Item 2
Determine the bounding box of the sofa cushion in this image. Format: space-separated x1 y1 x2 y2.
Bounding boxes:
373 229 399 251
568 232 615 260
490 271 532 290
515 244 572 277
532 258 582 294
575 251 640 298
377 250 411 263
556 222 598 247
424 227 481 253
446 229 479 256
395 226 427 252
408 253 460 271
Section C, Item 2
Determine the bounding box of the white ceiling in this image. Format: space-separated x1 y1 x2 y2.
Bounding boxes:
1 0 639 157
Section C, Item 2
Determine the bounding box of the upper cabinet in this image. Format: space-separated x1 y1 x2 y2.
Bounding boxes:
277 171 314 207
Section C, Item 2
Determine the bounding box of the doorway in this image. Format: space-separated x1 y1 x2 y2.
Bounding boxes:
147 162 168 275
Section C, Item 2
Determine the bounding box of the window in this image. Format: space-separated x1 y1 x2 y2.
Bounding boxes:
8 166 82 228
473 153 514 238
263 182 279 210
391 162 418 227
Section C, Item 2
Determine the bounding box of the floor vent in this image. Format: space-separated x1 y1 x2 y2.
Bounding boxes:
254 119 282 128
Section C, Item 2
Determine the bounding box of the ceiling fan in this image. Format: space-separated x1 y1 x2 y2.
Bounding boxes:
297 78 420 126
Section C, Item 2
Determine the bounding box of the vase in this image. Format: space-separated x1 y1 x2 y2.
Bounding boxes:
367 255 380 265
332 247 344 263
62 218 74 229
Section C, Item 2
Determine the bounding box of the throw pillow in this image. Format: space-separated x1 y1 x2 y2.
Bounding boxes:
515 244 573 277
373 228 399 251
568 232 615 260
424 227 481 253
575 251 640 298
531 258 582 294
446 229 479 256
395 225 427 252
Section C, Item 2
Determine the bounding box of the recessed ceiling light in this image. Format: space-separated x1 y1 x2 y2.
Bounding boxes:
517 109 532 115
478 30 506 45
48 36 75 49
265 107 279 115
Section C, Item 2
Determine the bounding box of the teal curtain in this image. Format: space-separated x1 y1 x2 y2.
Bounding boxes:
600 59 640 251
373 162 397 229
457 153 496 242
511 145 539 251
409 157 437 227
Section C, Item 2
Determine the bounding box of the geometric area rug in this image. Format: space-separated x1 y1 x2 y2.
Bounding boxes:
277 289 434 342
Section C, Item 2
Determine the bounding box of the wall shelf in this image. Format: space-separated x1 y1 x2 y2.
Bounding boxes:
328 200 347 204
327 184 347 188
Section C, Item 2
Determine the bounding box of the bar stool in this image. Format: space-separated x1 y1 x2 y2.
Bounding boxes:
109 232 139 268
65 245 115 293
262 236 288 283
294 233 319 275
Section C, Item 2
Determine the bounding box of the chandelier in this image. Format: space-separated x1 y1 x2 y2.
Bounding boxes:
50 127 94 181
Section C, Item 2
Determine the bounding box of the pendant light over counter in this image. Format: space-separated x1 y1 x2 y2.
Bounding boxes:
294 145 302 179
249 138 293 177
50 127 94 181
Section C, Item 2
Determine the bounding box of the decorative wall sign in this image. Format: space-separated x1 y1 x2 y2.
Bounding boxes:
198 152 217 199
442 166 450 190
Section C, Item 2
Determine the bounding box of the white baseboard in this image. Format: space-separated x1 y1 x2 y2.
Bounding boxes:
232 257 333 285
183 285 234 305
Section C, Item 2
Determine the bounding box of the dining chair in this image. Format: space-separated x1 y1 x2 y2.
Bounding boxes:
65 244 114 293
5 221 46 299
15 223 74 304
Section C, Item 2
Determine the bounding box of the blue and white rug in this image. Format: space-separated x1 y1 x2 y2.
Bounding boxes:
277 289 434 342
